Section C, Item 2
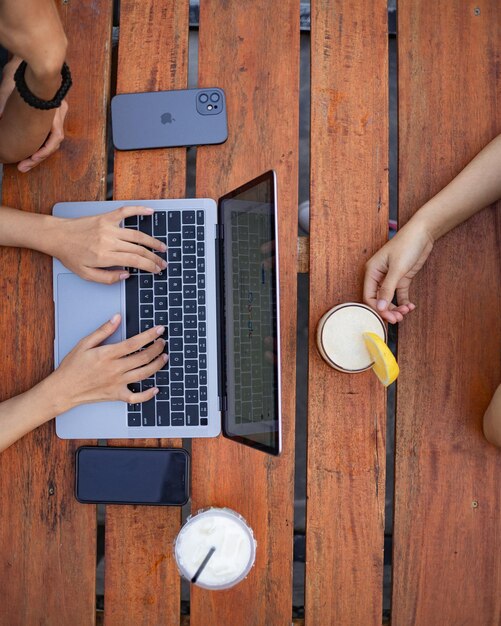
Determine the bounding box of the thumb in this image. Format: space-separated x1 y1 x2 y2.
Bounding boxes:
80 314 121 350
376 268 403 312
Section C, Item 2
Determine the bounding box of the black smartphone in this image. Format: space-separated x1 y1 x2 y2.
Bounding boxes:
111 87 228 150
75 447 190 505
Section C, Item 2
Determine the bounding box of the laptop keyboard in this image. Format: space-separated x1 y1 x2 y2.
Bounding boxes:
123 209 209 429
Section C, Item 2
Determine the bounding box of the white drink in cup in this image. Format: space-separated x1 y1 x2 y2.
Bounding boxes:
174 507 257 590
316 302 387 372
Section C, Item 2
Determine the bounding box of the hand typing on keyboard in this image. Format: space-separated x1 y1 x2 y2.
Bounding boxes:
45 205 167 284
49 314 168 410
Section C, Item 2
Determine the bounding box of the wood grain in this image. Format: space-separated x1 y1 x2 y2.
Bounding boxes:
0 2 112 625
190 1 299 624
305 1 389 624
103 1 189 625
393 2 501 624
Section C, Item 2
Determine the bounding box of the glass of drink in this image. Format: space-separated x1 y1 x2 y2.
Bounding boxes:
316 302 387 372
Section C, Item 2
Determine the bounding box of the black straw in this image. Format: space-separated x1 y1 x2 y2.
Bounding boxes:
191 546 216 584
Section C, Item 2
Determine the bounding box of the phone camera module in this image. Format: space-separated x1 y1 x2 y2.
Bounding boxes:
196 89 223 116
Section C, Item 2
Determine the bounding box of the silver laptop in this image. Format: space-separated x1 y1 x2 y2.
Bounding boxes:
53 171 282 455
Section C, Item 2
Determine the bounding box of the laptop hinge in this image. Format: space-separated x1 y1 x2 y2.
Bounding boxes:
215 222 224 240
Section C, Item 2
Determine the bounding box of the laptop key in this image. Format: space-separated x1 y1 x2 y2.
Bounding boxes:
168 211 181 232
185 344 198 359
171 413 184 426
200 386 208 401
139 214 152 235
168 263 181 277
124 216 138 228
153 211 166 236
140 289 153 304
197 242 205 256
154 282 167 296
128 382 141 393
185 360 198 374
171 383 184 396
170 367 183 382
128 403 141 412
157 386 169 401
141 378 155 391
184 301 196 314
185 389 199 403
182 225 195 239
196 210 204 225
156 371 169 385
200 403 208 418
198 322 206 336
183 255 196 270
168 233 181 247
168 248 181 262
155 296 167 310
169 277 182 291
140 305 153 318
170 352 183 367
127 413 141 427
169 323 183 336
186 405 199 426
197 226 204 241
182 210 196 224
200 417 208 426
169 292 182 307
198 290 206 305
171 398 184 412
125 275 139 338
197 258 205 273
199 338 207 352
197 274 205 289
169 307 182 322
142 399 156 425
200 370 207 385
183 240 196 254
186 375 198 389
155 311 168 326
156 402 170 426
139 275 153 289
183 285 196 299
170 337 183 352
184 315 197 329
140 319 154 332
184 330 197 344
183 270 196 284
199 306 206 321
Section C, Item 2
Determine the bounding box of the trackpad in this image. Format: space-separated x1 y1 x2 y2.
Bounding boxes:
56 274 122 365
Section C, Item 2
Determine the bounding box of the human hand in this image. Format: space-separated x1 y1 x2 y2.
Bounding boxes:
47 206 168 283
50 314 168 412
0 55 68 172
363 220 435 323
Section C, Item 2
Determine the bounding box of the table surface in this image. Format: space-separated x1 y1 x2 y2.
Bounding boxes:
0 2 499 625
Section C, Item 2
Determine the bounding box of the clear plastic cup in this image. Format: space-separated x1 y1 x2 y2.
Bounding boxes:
173 507 257 590
316 302 387 372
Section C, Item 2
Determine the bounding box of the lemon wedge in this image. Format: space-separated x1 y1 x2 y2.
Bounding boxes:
362 331 399 387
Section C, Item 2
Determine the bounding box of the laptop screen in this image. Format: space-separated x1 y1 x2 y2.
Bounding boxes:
218 171 281 455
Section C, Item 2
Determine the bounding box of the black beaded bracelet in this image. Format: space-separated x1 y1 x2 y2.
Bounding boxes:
14 60 72 110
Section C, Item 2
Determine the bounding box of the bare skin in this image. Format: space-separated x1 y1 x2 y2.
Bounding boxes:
363 133 501 447
0 0 68 166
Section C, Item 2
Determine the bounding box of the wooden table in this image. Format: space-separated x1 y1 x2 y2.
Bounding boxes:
0 2 499 625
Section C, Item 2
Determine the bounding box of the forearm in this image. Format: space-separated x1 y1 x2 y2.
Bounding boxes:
410 133 501 241
0 374 65 453
0 205 61 255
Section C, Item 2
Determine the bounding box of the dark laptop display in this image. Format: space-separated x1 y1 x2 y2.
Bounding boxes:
219 172 281 455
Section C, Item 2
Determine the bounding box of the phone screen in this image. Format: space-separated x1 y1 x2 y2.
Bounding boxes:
76 447 189 505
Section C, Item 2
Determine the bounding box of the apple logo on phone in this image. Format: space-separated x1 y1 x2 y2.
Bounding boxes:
161 112 175 124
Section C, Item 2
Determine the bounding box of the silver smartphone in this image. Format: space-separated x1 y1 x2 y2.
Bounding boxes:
111 87 228 150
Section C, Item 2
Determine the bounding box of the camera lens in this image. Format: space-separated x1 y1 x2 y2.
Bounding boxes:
210 92 220 103
199 93 209 103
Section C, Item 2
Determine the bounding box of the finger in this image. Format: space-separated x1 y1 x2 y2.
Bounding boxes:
125 387 159 404
121 338 166 371
375 267 404 313
114 239 167 269
110 205 155 224
80 267 130 284
79 313 121 350
116 325 166 357
120 227 166 252
110 251 165 274
363 261 388 309
261 241 275 254
125 353 169 384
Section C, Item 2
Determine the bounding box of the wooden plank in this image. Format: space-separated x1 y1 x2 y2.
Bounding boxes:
0 2 112 625
190 1 299 624
393 2 501 623
305 1 389 624
103 2 189 624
